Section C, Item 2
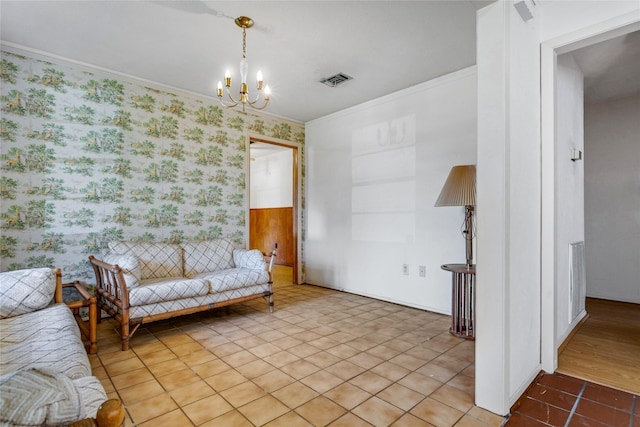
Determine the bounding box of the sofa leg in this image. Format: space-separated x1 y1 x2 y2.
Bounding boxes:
67 399 124 427
95 399 125 427
120 322 141 351
120 324 130 351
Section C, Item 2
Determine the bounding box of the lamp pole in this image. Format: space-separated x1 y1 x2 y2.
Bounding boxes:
464 205 474 267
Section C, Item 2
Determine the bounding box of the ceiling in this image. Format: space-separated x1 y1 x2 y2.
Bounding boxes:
570 30 640 104
0 1 484 123
2 2 637 122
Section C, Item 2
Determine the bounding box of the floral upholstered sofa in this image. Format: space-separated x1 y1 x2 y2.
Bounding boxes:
89 238 275 350
0 268 123 427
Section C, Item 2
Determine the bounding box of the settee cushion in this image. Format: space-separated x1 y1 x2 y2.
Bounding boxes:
103 252 141 288
183 239 235 278
129 295 211 319
128 283 270 319
0 268 56 319
196 268 270 293
0 304 90 380
108 242 182 280
233 249 267 270
130 277 210 306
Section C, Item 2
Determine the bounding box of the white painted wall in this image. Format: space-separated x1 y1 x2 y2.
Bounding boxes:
540 1 640 41
476 1 541 415
584 94 640 304
475 4 509 413
555 52 586 343
475 0 639 415
305 67 476 314
506 1 543 404
250 149 293 208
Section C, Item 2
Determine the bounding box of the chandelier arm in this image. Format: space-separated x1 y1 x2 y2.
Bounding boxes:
217 89 240 109
218 99 241 109
246 92 266 105
225 88 241 104
246 99 270 110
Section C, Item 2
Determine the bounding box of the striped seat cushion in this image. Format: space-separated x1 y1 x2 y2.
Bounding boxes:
129 277 210 306
0 304 90 380
195 268 270 293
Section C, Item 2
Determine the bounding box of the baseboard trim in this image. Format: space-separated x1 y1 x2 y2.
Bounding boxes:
558 312 590 355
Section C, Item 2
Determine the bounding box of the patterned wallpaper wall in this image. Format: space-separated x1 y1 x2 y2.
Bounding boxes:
0 49 304 281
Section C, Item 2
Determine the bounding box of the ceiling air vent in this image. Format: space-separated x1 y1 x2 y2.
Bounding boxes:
320 72 353 87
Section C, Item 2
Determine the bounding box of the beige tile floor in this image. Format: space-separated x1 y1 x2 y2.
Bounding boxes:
91 280 504 426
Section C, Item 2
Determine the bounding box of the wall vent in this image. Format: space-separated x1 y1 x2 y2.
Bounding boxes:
569 241 586 323
320 72 353 87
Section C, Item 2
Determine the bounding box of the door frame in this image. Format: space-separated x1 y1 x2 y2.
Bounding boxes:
245 133 302 284
540 11 640 373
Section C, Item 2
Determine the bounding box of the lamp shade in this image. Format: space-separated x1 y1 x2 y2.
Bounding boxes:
435 165 476 207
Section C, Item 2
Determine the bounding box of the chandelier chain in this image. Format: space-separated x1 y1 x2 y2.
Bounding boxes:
242 27 247 59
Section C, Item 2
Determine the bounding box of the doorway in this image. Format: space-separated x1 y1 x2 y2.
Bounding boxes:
552 30 640 393
540 15 640 378
248 138 300 285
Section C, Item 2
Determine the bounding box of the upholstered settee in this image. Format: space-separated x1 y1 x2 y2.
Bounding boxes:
89 239 275 351
0 268 124 427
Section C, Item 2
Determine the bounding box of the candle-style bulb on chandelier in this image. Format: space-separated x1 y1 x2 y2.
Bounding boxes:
217 16 270 113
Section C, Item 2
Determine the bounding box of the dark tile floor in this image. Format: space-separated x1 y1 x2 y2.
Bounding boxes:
504 372 639 426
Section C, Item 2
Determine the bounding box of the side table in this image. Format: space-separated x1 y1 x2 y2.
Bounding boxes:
441 264 475 340
62 281 97 354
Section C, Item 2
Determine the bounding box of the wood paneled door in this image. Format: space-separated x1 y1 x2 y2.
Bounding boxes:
250 207 294 266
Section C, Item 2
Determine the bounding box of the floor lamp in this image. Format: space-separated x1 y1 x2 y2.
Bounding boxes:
435 165 477 266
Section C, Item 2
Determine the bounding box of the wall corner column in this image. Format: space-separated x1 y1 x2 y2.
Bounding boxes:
475 0 510 415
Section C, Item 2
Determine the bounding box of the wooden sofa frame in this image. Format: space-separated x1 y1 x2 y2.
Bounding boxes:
89 250 276 351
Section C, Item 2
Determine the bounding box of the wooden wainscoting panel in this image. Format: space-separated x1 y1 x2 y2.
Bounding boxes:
250 207 294 266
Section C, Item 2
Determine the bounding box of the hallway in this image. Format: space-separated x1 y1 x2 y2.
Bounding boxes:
557 298 640 395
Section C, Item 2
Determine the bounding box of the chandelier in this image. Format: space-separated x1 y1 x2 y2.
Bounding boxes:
217 16 270 113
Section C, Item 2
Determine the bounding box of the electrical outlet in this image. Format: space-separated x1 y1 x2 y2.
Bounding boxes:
402 264 409 275
419 265 426 277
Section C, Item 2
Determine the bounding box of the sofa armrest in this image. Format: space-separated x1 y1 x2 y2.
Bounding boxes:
89 255 140 351
88 256 131 313
265 249 276 275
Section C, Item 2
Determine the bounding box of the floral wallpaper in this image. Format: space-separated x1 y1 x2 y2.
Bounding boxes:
0 49 304 281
